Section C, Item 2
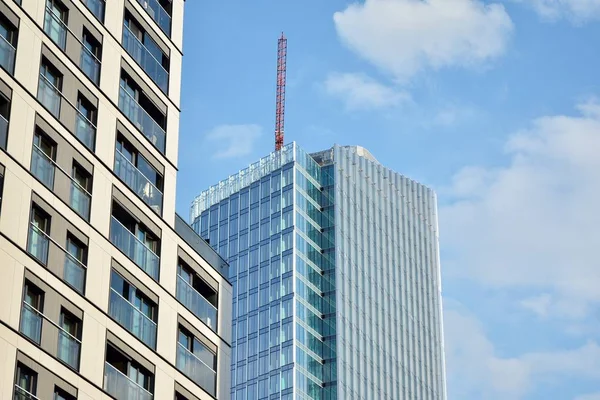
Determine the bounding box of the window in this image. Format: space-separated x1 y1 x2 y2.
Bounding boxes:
178 327 217 369
81 29 101 84
65 234 86 291
105 343 154 396
58 308 82 369
28 206 51 264
39 61 62 117
20 282 44 343
176 326 217 395
75 94 97 148
71 163 92 219
32 130 57 189
0 16 17 74
45 0 68 49
110 270 157 347
15 364 37 398
54 386 76 400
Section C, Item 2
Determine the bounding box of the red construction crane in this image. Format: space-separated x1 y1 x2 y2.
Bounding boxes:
274 33 287 151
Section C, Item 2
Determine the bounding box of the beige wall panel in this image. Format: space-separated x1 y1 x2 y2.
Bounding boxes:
154 366 176 399
92 102 118 166
0 247 18 326
159 230 178 291
165 106 179 165
89 168 114 236
156 296 177 364
83 241 112 312
0 332 18 397
99 38 123 104
218 346 232 399
12 22 41 96
172 0 184 51
79 313 108 386
219 281 233 343
163 166 176 228
169 49 182 107
4 93 35 163
104 0 126 42
0 168 33 247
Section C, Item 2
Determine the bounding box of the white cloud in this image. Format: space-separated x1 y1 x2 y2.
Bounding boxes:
333 0 513 82
204 124 262 159
441 99 600 318
517 0 600 23
445 303 600 399
324 72 410 110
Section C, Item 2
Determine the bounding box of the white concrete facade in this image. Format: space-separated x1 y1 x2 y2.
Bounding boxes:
0 0 232 399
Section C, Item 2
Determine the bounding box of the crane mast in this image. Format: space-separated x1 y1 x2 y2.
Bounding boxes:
275 33 287 151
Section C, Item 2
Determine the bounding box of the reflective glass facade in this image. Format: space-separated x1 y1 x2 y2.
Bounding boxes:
191 143 447 400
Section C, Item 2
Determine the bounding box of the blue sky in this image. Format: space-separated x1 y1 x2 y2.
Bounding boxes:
176 1 600 398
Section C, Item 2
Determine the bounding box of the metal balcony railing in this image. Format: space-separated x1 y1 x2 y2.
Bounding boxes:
104 362 153 400
27 224 87 293
118 86 165 153
176 343 216 396
176 274 217 331
14 385 39 400
108 288 157 348
114 149 162 214
109 216 159 280
122 24 168 94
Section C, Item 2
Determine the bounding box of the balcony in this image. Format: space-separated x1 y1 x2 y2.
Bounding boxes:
80 46 101 86
118 86 165 153
13 385 38 400
104 362 153 400
136 0 171 36
27 224 86 293
30 146 92 220
83 0 105 22
108 288 157 348
43 8 67 50
176 275 217 331
37 73 97 150
0 33 15 75
176 343 216 396
122 25 168 94
114 149 163 214
20 302 42 344
38 74 61 118
20 302 81 370
109 216 159 280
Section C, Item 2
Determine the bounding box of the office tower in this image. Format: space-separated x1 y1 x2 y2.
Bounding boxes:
191 143 447 400
0 0 232 399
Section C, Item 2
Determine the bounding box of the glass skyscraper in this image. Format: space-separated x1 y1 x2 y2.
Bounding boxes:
191 143 447 400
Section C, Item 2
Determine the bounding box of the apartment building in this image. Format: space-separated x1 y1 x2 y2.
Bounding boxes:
191 143 447 400
0 0 232 399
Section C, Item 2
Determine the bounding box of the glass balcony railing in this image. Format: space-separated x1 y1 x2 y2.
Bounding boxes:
109 288 157 348
0 33 15 75
20 301 81 370
118 86 165 153
44 6 101 86
75 112 96 149
114 149 163 214
176 275 217 331
136 0 171 36
80 46 101 85
27 224 50 265
31 145 55 189
30 145 92 220
57 328 81 370
83 0 105 22
14 385 39 400
104 362 153 400
109 216 159 280
43 8 67 50
176 343 216 396
0 114 7 150
27 224 87 293
122 25 168 94
38 74 61 118
20 302 42 344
